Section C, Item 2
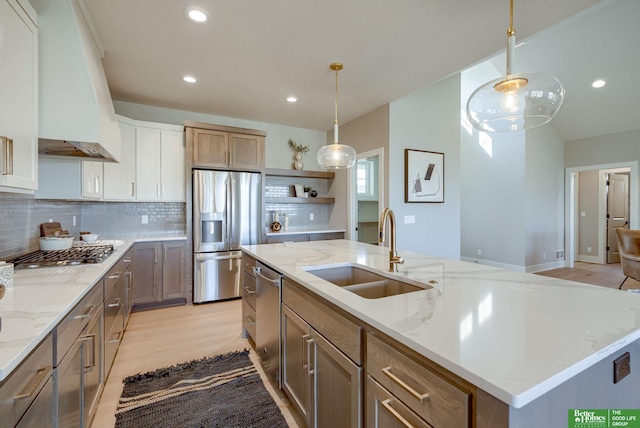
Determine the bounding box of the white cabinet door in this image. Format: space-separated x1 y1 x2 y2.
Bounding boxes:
160 130 185 201
0 0 38 192
104 122 136 200
135 127 161 201
81 161 103 199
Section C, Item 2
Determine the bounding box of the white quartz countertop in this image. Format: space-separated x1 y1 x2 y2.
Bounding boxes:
241 239 640 408
0 234 186 381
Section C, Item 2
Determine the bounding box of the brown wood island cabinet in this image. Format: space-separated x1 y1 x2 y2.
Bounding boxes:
244 257 510 428
132 241 187 311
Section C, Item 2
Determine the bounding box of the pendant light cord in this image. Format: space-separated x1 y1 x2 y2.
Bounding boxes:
506 0 515 76
334 67 339 127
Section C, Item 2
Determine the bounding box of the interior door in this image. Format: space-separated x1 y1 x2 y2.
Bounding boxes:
356 156 380 244
607 173 630 263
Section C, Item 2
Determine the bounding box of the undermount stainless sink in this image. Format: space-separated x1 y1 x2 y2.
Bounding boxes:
305 264 431 299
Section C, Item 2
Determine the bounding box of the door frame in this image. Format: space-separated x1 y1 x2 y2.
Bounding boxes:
565 161 638 267
348 148 385 241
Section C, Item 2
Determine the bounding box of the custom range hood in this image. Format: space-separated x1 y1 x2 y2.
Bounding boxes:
31 0 121 162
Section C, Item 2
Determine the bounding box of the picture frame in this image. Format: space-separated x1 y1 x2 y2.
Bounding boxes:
405 149 444 203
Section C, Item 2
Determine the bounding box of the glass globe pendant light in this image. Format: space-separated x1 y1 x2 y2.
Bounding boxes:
466 0 565 133
317 62 357 169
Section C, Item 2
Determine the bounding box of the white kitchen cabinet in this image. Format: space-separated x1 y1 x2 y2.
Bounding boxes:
103 119 136 200
135 123 185 202
81 161 103 199
0 0 38 193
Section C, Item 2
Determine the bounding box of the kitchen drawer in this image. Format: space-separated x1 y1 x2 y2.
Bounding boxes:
105 251 130 296
104 275 125 335
15 376 53 428
105 309 125 376
242 253 257 277
282 277 362 365
366 375 433 428
243 269 256 309
242 298 256 341
367 331 470 428
55 283 103 366
0 334 53 428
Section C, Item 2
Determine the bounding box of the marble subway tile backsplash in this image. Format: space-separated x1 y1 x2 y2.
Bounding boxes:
0 194 185 260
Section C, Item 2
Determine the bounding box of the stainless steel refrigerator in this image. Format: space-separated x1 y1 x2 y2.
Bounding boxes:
193 170 262 303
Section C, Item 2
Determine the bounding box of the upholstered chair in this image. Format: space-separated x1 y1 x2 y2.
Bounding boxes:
615 228 640 289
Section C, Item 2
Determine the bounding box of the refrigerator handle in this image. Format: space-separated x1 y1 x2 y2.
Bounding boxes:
226 177 232 246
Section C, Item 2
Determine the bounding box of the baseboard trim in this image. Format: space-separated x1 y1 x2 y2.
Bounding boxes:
526 260 565 273
576 255 601 264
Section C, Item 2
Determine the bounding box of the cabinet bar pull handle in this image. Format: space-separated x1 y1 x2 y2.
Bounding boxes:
81 334 96 372
380 399 415 428
74 304 96 320
157 183 161 197
301 334 311 370
123 258 131 263
15 366 50 400
382 366 430 403
245 316 256 325
131 182 135 197
108 298 121 308
109 331 123 344
244 286 256 295
306 338 315 375
108 271 121 279
0 136 13 175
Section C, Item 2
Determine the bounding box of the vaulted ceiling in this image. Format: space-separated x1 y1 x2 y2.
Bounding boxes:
83 0 638 142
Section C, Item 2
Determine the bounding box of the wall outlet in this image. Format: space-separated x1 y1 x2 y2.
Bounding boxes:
49 218 53 223
581 211 586 217
543 253 546 260
613 352 631 383
310 213 314 221
587 246 592 253
72 215 76 226
404 215 416 224
477 249 482 256
141 215 148 224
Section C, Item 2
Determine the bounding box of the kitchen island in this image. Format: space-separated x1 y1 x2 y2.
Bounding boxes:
242 239 640 427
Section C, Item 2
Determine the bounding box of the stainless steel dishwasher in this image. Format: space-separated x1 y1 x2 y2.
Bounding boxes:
254 261 282 387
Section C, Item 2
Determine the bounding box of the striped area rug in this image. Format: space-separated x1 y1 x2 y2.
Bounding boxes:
115 350 287 428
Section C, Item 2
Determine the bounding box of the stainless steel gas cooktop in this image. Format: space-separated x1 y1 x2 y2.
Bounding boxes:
7 245 114 269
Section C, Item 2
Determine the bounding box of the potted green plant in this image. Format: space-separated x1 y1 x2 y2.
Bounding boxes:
288 138 309 170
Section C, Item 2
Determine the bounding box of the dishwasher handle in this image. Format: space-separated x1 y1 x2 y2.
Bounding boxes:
253 266 281 287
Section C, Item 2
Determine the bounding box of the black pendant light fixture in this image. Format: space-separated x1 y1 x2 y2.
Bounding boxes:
466 0 565 133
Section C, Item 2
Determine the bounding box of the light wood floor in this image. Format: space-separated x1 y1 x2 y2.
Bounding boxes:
536 261 640 290
92 262 637 428
91 300 299 428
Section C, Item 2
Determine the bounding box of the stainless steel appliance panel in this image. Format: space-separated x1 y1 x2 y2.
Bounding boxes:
255 261 282 387
193 251 242 302
192 169 261 303
193 170 230 253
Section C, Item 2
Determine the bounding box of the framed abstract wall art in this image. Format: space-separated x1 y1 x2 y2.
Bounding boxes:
404 149 444 203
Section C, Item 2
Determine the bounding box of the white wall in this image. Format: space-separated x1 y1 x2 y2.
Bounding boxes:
388 74 461 259
113 101 327 171
460 63 527 269
524 124 566 269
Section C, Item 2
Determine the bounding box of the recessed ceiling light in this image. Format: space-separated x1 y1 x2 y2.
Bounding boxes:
183 75 197 83
286 97 297 103
592 79 606 89
185 7 210 23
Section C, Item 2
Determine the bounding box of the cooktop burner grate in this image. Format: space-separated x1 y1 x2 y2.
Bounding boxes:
8 245 114 268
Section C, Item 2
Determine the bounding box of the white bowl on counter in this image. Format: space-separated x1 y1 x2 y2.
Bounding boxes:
39 237 74 251
81 234 98 243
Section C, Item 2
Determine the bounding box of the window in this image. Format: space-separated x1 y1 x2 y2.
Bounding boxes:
356 157 378 200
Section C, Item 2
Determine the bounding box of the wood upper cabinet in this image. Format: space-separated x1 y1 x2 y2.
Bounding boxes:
0 0 38 193
187 122 265 170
